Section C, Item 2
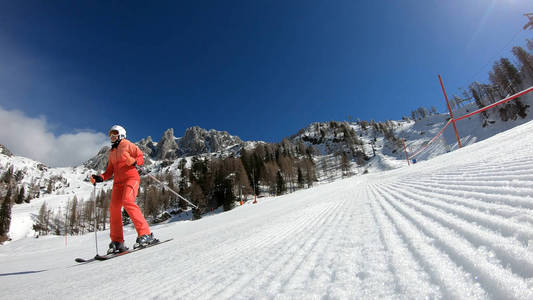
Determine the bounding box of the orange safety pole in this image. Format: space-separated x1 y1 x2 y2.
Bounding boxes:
439 74 462 148
455 86 533 121
401 139 410 166
253 194 257 204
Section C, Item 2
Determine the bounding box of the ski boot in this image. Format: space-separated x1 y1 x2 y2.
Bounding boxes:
107 241 129 254
133 233 159 249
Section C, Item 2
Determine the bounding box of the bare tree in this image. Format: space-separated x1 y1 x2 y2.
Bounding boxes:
339 151 350 177
524 13 533 30
262 161 278 195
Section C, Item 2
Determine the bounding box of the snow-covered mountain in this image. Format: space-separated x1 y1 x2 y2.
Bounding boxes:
287 90 533 173
2 107 533 298
2 91 533 243
0 147 105 240
85 126 249 171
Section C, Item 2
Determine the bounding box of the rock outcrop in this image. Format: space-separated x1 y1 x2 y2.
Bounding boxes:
0 144 13 157
178 126 243 156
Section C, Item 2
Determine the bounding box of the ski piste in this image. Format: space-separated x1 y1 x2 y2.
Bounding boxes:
75 239 173 263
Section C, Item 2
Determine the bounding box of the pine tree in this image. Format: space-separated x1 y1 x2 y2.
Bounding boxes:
276 170 286 195
47 181 53 194
166 172 178 209
527 39 533 52
469 82 485 109
178 158 187 172
0 188 13 242
263 161 279 195
233 158 251 200
143 186 159 220
357 120 366 131
53 208 62 235
14 170 24 182
69 196 78 234
453 95 462 108
340 151 350 177
2 165 14 184
82 199 94 232
278 156 295 192
297 167 304 189
122 209 131 225
34 202 49 236
178 177 189 210
103 190 110 230
301 158 316 188
16 186 25 204
416 107 428 119
489 62 509 97
321 157 329 181
499 58 521 93
524 13 533 30
28 178 37 199
25 191 31 203
190 182 205 220
222 178 234 212
512 46 533 78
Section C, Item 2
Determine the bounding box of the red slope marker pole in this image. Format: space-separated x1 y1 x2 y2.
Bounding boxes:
439 74 462 148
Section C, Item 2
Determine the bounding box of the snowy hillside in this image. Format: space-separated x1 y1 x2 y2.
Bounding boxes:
396 95 533 163
2 117 533 298
0 152 111 241
290 92 533 174
3 93 533 243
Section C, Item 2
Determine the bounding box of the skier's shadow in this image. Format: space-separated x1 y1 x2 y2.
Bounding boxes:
0 270 46 277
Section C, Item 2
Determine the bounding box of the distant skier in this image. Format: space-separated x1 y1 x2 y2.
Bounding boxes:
90 125 158 254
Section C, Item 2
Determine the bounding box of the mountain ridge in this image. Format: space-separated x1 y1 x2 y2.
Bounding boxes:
2 93 533 241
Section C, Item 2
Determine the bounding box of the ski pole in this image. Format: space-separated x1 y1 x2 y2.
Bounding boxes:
93 183 99 256
142 171 198 209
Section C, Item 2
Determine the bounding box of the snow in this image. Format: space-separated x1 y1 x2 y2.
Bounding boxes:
2 118 533 298
400 91 533 163
0 156 114 240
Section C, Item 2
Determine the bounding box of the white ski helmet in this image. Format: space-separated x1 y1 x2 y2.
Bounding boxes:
108 125 126 139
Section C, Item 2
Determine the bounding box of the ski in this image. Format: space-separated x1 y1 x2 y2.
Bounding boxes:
75 238 173 263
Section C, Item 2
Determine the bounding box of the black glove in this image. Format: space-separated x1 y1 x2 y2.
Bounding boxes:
136 167 146 176
91 174 103 183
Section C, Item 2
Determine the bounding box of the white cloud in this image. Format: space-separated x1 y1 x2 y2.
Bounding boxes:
0 106 108 167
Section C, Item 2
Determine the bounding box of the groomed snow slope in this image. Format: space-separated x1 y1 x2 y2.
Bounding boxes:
2 120 533 299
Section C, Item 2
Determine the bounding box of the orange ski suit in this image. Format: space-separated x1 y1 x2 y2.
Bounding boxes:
100 139 150 242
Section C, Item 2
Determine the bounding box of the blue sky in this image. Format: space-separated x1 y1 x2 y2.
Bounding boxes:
1 1 532 166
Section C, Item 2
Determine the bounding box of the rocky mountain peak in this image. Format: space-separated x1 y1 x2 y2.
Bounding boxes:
84 144 111 171
84 126 246 169
138 136 156 158
178 126 243 156
178 126 211 156
156 128 179 160
139 136 153 144
0 144 13 157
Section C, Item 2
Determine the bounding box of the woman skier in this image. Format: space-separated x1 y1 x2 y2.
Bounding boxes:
90 125 158 254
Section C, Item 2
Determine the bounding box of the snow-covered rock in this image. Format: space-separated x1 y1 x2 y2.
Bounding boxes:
178 126 243 156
